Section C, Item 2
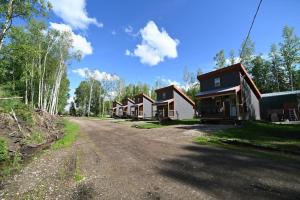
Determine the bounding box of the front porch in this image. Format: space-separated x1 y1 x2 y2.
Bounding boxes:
152 99 175 119
130 103 144 119
112 107 117 117
197 86 242 121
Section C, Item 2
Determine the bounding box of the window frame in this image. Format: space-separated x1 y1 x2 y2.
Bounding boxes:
214 77 221 87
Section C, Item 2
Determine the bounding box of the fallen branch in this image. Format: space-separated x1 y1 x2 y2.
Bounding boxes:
10 108 22 132
0 96 23 100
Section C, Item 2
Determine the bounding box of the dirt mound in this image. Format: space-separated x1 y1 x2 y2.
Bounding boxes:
0 110 63 161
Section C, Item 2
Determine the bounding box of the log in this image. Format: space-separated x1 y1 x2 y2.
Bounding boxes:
0 96 23 100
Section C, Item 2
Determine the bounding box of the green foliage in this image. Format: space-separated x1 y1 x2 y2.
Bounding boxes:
0 138 8 162
0 98 36 126
214 49 226 69
25 131 45 144
280 25 300 90
214 25 300 93
1 152 22 177
239 37 255 71
251 55 271 93
69 102 77 116
52 121 80 150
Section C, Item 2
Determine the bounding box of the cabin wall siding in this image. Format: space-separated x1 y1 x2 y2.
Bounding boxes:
241 78 260 120
127 101 134 116
201 71 241 92
143 97 152 119
174 91 194 120
116 104 121 116
157 89 173 101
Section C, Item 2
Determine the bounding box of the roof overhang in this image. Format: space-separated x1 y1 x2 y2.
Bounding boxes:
196 86 241 99
131 103 143 107
153 99 174 106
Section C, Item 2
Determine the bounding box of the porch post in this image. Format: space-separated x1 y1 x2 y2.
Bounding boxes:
168 102 169 118
236 92 239 120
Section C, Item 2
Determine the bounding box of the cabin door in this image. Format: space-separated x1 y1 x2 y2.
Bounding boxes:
224 99 230 117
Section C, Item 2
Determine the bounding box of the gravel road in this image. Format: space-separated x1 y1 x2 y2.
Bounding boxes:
1 118 300 200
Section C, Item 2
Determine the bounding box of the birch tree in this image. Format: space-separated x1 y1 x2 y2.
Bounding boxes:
0 0 50 50
280 26 300 91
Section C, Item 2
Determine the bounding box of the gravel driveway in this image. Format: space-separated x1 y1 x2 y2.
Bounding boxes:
1 118 300 199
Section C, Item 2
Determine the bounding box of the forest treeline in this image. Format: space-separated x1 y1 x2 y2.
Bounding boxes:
213 26 300 93
0 1 77 115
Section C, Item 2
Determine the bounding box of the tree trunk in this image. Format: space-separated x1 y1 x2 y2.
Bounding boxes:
25 63 28 105
48 47 65 115
0 0 14 51
87 79 94 117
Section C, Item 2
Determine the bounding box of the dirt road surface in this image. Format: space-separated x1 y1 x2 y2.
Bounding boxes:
1 118 300 199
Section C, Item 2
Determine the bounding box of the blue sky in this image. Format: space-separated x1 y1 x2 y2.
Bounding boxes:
47 0 300 95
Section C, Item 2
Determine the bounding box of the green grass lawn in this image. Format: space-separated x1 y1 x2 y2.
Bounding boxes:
52 120 80 150
133 118 200 129
195 121 300 160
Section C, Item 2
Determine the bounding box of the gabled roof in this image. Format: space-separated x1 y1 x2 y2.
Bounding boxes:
113 101 122 106
135 93 154 103
122 97 135 104
155 85 195 107
197 86 241 99
197 63 261 99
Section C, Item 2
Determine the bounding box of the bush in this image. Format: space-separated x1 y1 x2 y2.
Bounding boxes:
0 138 8 162
25 131 45 144
0 99 36 126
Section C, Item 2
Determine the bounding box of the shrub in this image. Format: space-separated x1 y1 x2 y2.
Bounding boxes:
0 99 36 126
25 131 45 144
0 138 8 162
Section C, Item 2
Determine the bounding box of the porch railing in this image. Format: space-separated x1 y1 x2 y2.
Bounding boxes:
138 111 143 116
169 110 175 117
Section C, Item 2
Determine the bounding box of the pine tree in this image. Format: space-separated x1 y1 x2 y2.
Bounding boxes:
213 50 226 69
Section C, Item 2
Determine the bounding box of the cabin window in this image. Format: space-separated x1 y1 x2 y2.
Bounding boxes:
162 92 166 99
214 77 220 87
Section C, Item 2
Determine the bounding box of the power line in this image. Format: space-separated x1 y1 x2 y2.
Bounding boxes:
240 0 263 59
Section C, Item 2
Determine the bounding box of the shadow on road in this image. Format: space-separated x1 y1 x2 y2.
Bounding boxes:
157 144 300 200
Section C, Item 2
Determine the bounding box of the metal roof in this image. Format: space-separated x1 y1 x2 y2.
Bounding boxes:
261 90 300 98
196 86 240 98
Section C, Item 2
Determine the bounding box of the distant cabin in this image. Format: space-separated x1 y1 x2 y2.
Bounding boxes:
196 63 261 122
130 93 154 119
260 90 300 122
153 85 195 120
120 98 135 118
111 101 122 118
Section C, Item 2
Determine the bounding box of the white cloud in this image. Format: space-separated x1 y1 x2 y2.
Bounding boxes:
158 78 183 89
111 30 116 35
50 22 93 57
125 49 132 56
72 68 120 81
48 0 103 30
225 57 241 66
126 21 179 66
